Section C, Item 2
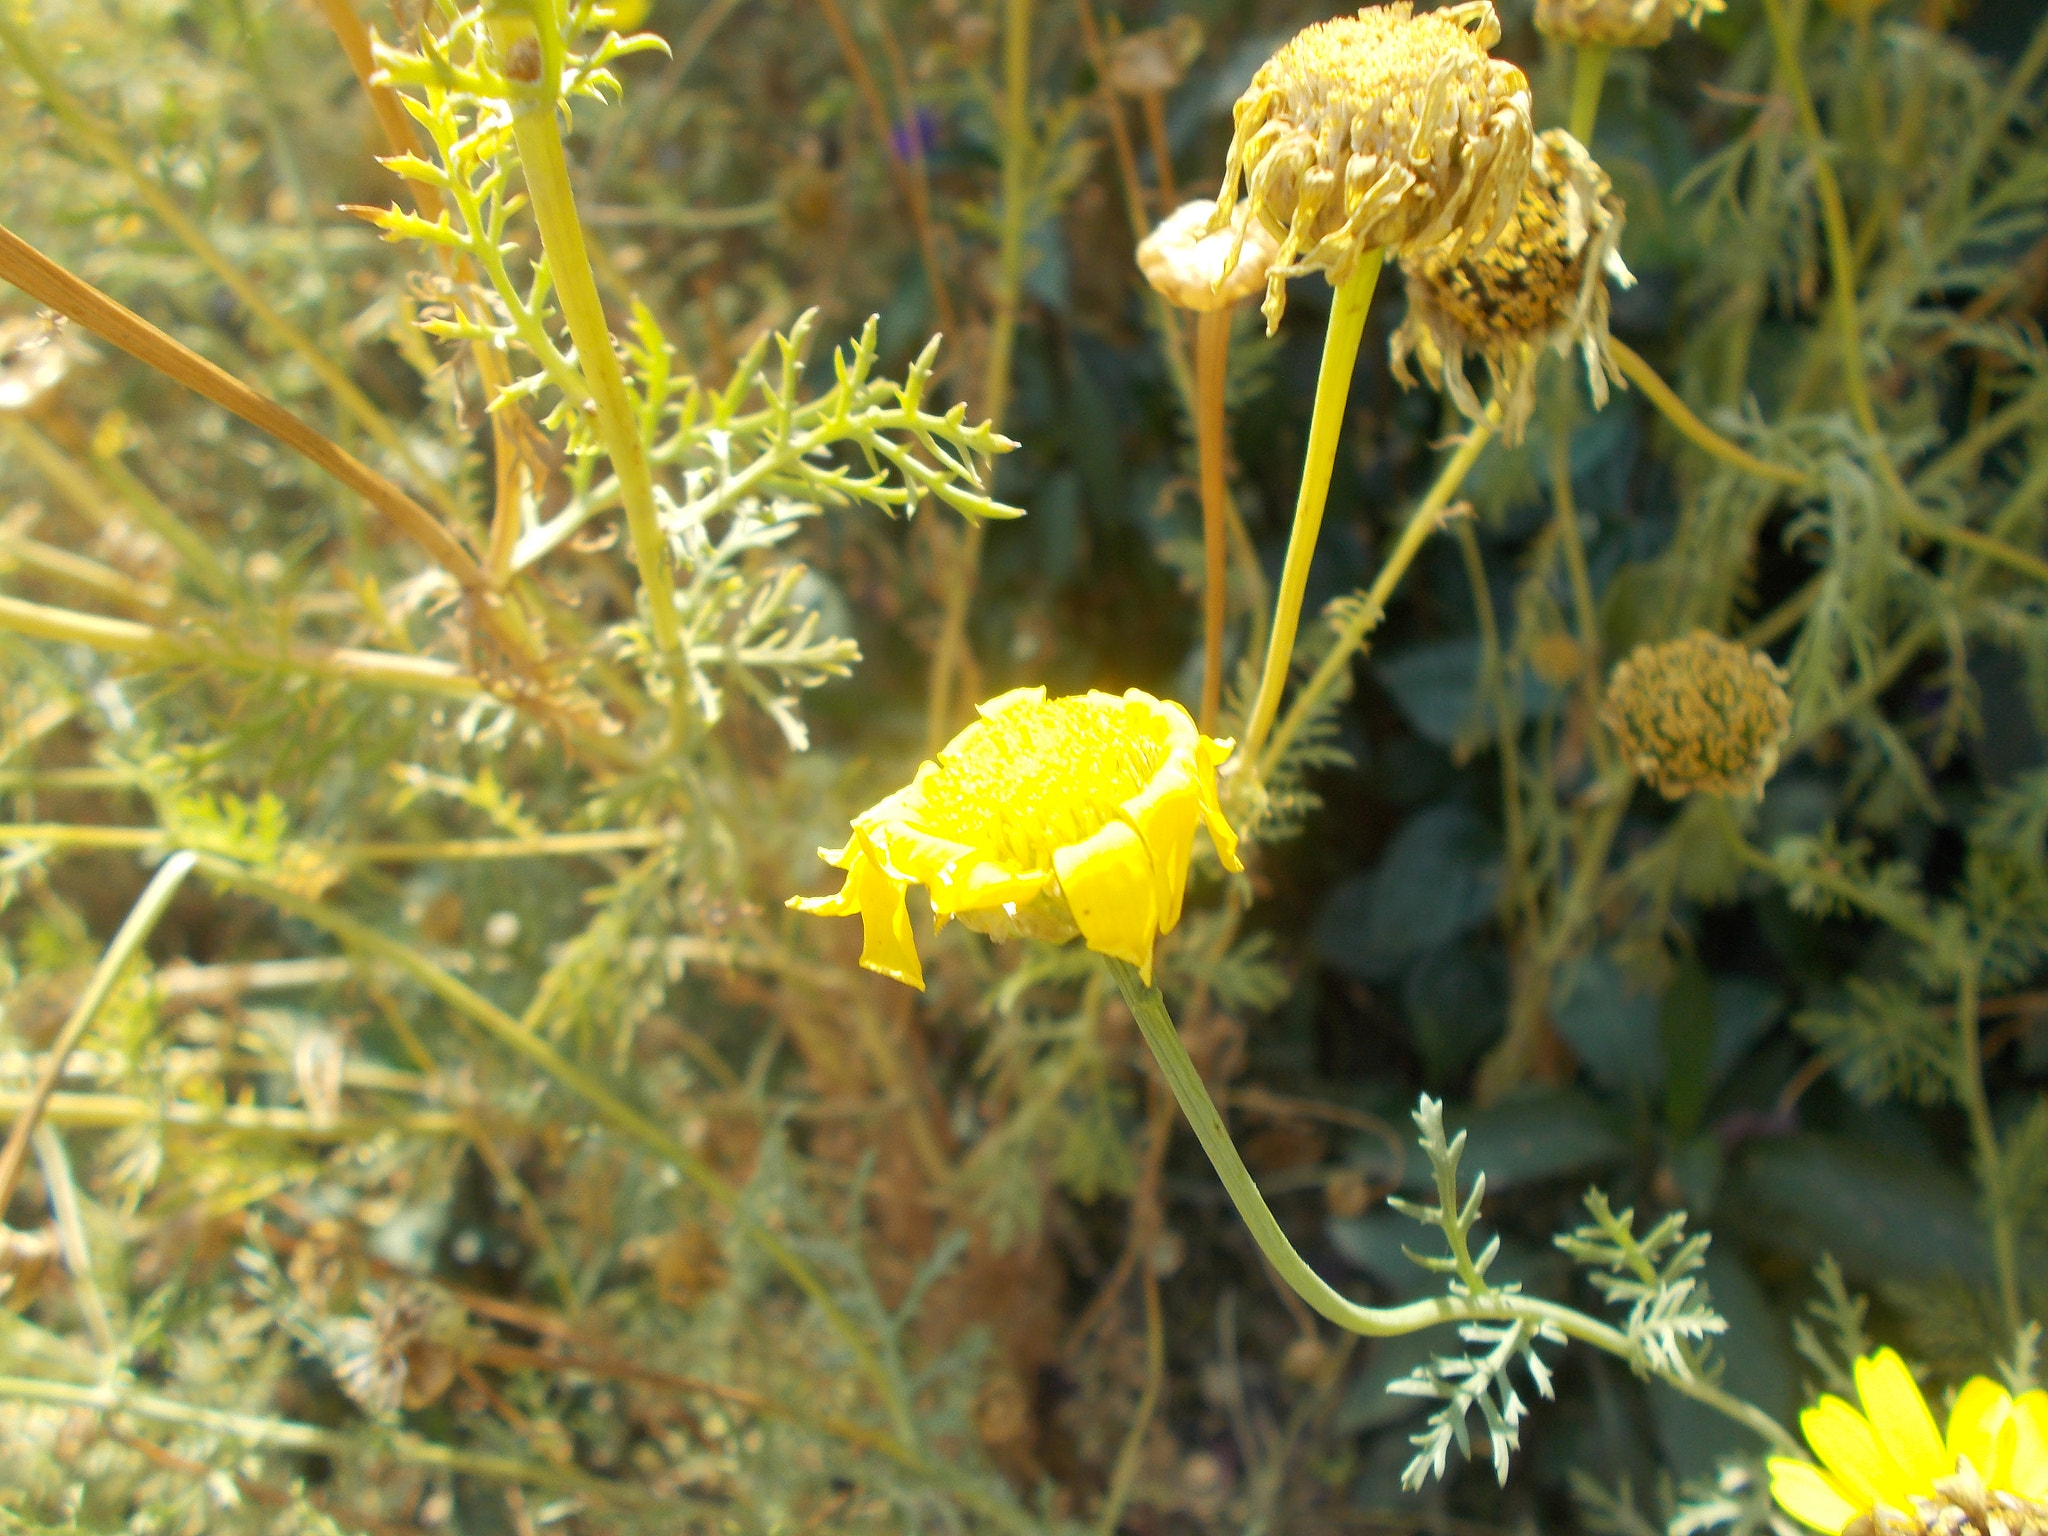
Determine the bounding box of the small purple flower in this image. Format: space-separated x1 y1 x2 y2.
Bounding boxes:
891 108 940 163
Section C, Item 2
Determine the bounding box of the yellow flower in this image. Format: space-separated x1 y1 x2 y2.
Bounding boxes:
1209 1 1533 332
1390 129 1633 444
788 687 1241 989
1770 1349 2048 1536
1602 630 1792 801
1534 0 1723 48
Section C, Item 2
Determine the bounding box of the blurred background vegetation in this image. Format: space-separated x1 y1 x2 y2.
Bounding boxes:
0 0 2045 1523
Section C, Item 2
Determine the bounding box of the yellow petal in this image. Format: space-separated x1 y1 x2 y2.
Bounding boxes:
975 685 1046 720
1196 734 1244 872
1120 758 1202 935
1769 1459 1861 1534
846 838 924 989
1945 1377 2012 1483
2009 1390 2048 1497
1803 1396 1916 1510
1054 819 1160 980
869 823 975 884
930 856 1052 916
790 838 924 988
1857 1349 1949 1488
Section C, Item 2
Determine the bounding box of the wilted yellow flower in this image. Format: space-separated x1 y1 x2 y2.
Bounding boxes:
1602 631 1792 800
1534 0 1722 47
789 687 1241 988
1138 198 1281 311
1770 1349 2048 1536
1390 129 1632 443
1210 2 1533 332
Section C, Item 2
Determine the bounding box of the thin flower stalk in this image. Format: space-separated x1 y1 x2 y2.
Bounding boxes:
1241 252 1385 767
1259 413 1492 781
1570 42 1611 143
1138 198 1278 730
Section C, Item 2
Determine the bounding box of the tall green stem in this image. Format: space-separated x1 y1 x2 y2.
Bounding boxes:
1242 253 1386 766
1258 416 1489 781
1569 43 1610 144
492 21 685 733
1105 957 1801 1452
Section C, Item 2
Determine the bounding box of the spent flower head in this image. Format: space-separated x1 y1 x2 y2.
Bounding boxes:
788 687 1240 988
1602 630 1792 800
1770 1349 2048 1536
1210 1 1533 332
1138 198 1282 311
1534 0 1723 46
1390 129 1633 443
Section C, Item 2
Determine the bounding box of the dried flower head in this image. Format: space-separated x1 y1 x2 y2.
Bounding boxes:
1138 198 1282 311
0 315 74 412
1534 0 1722 47
1390 129 1633 443
1771 1348 2048 1536
1602 631 1792 800
1210 2 1533 331
789 686 1241 987
1107 16 1204 94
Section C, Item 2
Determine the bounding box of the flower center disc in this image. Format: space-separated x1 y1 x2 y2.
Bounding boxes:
917 697 1170 870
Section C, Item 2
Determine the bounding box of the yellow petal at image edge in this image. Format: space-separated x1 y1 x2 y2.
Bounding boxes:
2012 1390 2048 1494
1769 1458 1859 1534
1857 1349 1950 1487
1054 819 1160 980
1946 1377 2016 1486
1803 1396 1919 1510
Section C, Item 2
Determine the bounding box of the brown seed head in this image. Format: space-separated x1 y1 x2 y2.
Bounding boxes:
1210 2 1533 332
1534 0 1722 47
1138 198 1281 311
1390 129 1632 442
1602 631 1793 801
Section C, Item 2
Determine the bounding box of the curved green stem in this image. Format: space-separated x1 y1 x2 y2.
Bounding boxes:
1569 43 1611 144
1258 416 1489 781
1241 252 1386 766
1609 340 1810 488
1104 957 1802 1456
